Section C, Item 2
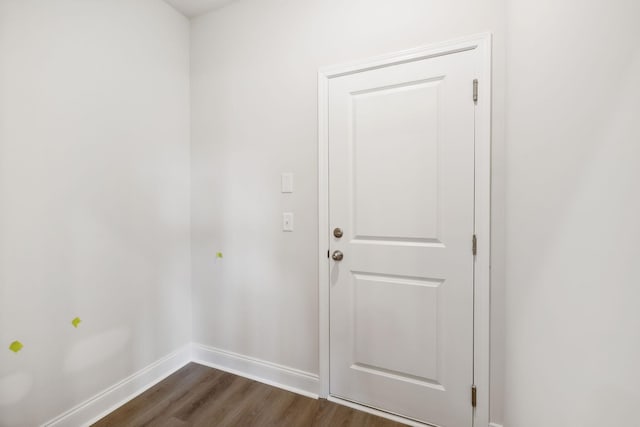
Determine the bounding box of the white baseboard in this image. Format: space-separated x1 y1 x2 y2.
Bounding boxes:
50 343 497 427
43 344 192 427
192 342 320 399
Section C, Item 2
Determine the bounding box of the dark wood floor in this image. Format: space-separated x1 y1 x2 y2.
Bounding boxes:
93 362 406 427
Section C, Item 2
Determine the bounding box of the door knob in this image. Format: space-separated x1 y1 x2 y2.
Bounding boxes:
331 250 344 261
333 228 343 238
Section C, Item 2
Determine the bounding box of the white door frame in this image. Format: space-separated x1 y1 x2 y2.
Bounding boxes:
317 33 492 427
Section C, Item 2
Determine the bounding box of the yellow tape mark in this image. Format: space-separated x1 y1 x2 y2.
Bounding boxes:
216 252 223 259
71 317 82 328
9 341 23 353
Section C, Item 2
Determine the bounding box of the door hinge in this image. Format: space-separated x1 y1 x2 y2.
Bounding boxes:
473 79 478 104
472 234 477 256
471 385 477 407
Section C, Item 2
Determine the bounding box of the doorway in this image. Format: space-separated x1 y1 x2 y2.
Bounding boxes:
318 34 491 427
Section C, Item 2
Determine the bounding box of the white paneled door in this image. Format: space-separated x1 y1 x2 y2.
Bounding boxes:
328 47 479 427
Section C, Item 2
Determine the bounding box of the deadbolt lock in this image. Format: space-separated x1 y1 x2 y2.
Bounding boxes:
333 228 343 238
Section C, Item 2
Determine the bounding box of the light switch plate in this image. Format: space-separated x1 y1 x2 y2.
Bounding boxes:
283 212 294 231
281 173 294 193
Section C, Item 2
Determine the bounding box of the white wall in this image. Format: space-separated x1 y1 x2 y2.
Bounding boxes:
190 0 506 423
505 0 640 426
0 1 191 425
9 1 637 425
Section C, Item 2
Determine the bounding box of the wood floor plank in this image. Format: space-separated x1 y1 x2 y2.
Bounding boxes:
92 363 406 427
137 368 228 426
251 387 297 426
184 375 254 425
274 394 318 426
168 371 236 423
309 398 339 427
154 417 190 427
93 364 209 427
215 379 276 426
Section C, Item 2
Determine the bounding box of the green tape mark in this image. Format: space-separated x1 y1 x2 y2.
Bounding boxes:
216 252 223 259
9 341 23 353
71 317 82 328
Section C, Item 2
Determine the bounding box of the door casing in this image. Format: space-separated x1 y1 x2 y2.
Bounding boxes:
317 33 492 427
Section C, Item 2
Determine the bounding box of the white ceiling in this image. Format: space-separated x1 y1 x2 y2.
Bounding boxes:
164 0 237 18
